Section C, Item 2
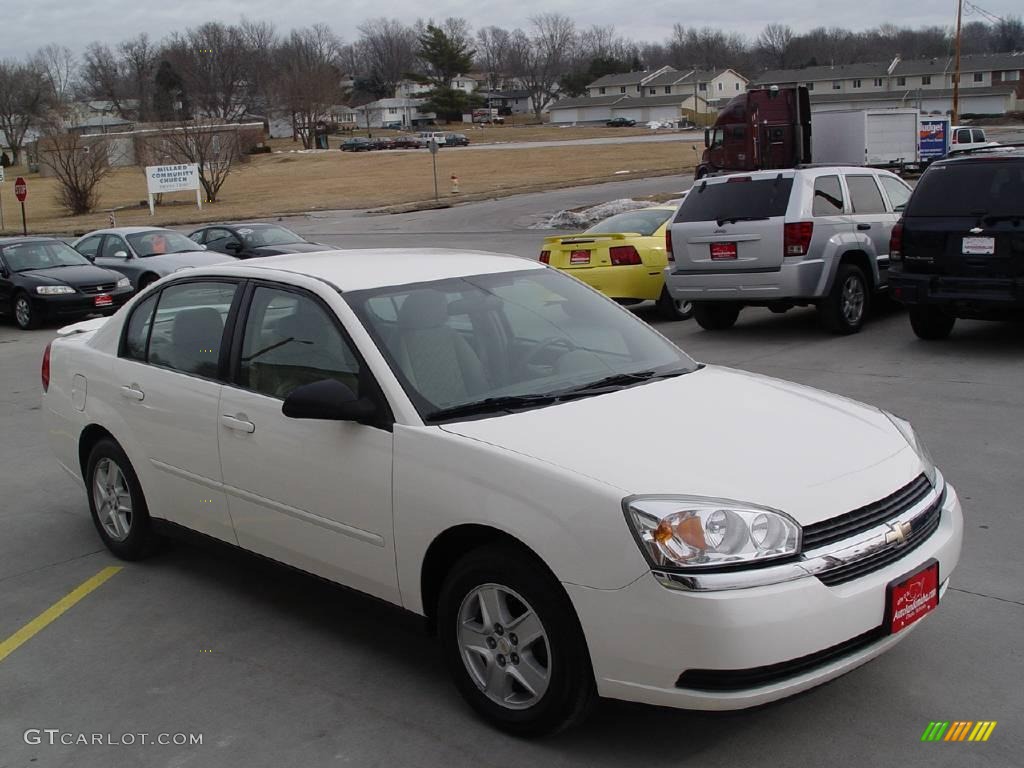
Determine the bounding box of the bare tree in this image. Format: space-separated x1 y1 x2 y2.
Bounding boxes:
80 43 130 118
509 15 577 122
355 18 420 97
163 22 253 122
757 24 793 69
275 25 345 149
31 45 76 112
0 60 48 160
240 18 279 116
119 35 158 121
475 26 512 91
38 127 112 214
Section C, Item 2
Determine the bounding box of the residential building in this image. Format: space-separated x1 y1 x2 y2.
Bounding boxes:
480 90 533 115
353 98 436 129
755 52 1023 115
394 75 481 99
548 93 710 125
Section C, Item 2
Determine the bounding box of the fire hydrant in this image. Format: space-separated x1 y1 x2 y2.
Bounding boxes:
450 174 460 195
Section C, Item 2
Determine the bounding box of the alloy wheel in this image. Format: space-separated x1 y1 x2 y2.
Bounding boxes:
14 297 31 328
841 275 865 325
93 458 133 542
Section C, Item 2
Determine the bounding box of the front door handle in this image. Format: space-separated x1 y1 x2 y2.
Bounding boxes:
119 385 144 401
220 414 255 434
857 223 872 231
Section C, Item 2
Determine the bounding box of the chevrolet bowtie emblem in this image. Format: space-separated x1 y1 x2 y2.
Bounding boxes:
885 521 913 545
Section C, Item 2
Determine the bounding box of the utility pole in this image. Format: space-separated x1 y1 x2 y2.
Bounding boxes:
952 0 963 124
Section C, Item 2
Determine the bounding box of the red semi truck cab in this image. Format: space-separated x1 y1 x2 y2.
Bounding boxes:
697 86 812 178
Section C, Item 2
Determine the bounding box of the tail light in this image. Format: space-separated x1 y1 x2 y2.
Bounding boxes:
41 341 52 392
889 222 903 261
783 221 814 256
609 245 642 265
539 250 550 264
666 228 674 262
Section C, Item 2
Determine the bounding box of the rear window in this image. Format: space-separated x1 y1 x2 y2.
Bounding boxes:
675 178 793 223
585 209 674 236
906 161 1024 217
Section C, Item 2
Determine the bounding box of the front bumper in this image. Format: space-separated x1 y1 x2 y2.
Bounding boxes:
36 288 133 319
563 264 663 302
664 257 826 303
566 483 963 710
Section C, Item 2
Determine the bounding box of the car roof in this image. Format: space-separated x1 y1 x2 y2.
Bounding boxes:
935 146 1024 164
193 222 280 230
0 236 63 245
85 227 174 235
188 248 544 292
701 166 895 184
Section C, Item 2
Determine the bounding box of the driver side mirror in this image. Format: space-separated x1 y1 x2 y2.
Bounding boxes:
894 203 907 213
113 250 129 259
83 253 95 262
282 379 377 424
704 128 710 148
225 241 241 253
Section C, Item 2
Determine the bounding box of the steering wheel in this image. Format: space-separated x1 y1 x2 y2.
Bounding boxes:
519 336 578 370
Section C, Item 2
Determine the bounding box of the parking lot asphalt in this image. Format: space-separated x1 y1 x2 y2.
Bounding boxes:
1 182 1022 767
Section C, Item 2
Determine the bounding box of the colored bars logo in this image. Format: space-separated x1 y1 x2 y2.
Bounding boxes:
921 721 997 742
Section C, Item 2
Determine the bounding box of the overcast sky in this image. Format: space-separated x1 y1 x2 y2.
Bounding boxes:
6 0 1021 58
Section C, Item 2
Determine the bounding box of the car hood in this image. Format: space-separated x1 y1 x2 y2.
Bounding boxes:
19 264 125 286
251 242 329 255
139 251 235 270
440 366 925 526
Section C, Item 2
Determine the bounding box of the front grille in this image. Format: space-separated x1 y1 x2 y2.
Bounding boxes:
816 494 943 586
79 282 117 295
676 625 887 691
802 475 932 551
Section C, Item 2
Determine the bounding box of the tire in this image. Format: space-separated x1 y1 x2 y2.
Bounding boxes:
13 291 41 330
656 286 693 320
437 545 596 736
692 301 740 330
819 263 869 335
909 306 955 340
85 439 161 560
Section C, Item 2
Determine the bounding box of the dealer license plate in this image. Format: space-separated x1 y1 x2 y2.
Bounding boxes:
962 236 995 255
94 294 113 307
886 560 939 634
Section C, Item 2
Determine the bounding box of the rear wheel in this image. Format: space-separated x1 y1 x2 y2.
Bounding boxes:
657 286 693 320
820 264 869 335
909 306 955 340
13 291 41 330
438 546 595 736
693 301 740 330
86 439 161 560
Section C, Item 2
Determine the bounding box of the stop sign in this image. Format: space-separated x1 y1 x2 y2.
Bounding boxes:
14 177 27 202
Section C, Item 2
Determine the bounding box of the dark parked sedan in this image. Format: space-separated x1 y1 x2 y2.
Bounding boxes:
341 138 372 152
443 133 470 147
188 223 332 259
606 117 636 127
0 238 134 330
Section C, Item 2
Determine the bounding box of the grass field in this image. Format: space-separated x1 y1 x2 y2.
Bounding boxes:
4 140 698 235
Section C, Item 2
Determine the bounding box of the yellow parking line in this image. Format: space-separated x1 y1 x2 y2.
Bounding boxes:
0 566 123 663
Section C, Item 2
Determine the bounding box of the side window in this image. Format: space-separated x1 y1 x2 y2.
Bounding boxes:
76 236 102 258
204 228 237 249
972 129 986 144
846 175 887 214
99 236 129 258
956 128 972 143
189 230 206 244
879 176 912 212
239 286 360 400
122 293 158 362
148 281 237 378
812 175 844 216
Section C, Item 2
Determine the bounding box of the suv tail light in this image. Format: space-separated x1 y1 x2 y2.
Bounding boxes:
539 250 550 264
666 228 674 262
889 222 903 261
41 341 52 392
609 245 642 265
783 222 814 256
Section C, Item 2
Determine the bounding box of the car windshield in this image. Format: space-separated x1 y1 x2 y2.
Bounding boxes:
127 230 203 256
585 209 674 236
346 268 697 421
239 226 304 247
906 161 1024 217
676 177 794 223
1 241 91 272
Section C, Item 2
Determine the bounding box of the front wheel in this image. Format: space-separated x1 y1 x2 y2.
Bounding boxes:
438 546 595 736
692 301 740 330
13 291 41 330
657 286 693 320
909 306 955 340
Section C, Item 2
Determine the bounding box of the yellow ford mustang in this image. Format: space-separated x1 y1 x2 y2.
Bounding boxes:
540 205 692 320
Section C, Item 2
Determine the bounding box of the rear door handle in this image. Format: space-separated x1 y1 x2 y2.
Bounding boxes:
220 414 255 434
120 385 144 401
857 223 872 231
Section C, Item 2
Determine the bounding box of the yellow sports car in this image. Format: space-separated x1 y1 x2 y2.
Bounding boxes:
539 205 692 320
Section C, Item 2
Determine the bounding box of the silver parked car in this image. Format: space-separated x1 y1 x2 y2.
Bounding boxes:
73 228 234 291
664 166 912 334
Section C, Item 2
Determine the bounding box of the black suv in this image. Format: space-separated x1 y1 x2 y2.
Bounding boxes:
889 146 1024 339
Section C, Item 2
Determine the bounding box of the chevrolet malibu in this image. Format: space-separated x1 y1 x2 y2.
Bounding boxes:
43 249 962 735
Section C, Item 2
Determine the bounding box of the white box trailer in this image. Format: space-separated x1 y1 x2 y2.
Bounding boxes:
812 109 920 168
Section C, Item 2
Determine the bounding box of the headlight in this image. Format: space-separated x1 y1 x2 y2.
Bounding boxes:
624 496 801 570
116 277 131 289
35 285 75 295
883 411 937 487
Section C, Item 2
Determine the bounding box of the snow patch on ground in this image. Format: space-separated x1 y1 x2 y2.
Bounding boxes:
531 198 653 230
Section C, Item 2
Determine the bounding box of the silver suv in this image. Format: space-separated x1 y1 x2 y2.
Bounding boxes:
664 166 912 333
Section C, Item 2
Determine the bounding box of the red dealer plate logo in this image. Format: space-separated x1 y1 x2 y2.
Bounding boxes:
886 559 939 634
710 242 737 260
94 295 113 307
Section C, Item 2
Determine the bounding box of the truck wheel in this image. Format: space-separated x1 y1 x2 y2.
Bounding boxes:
909 306 955 340
657 287 693 320
820 264 869 335
693 302 740 330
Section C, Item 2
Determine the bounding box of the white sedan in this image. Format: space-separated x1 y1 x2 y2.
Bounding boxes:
42 249 962 735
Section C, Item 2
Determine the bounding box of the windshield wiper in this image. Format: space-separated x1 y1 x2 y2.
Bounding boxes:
715 215 769 226
552 368 692 399
429 393 559 421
